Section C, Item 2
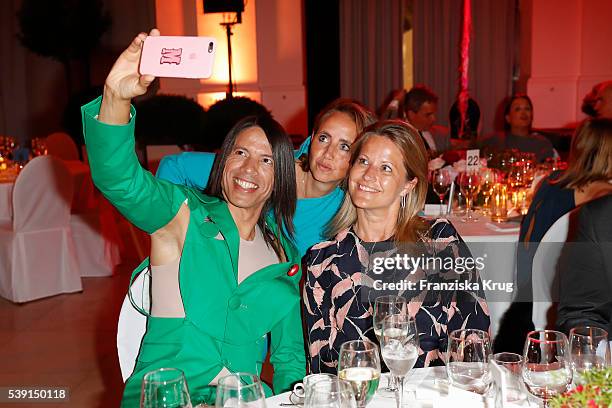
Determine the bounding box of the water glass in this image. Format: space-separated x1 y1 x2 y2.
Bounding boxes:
215 373 266 408
305 379 357 408
292 374 338 405
141 368 192 408
492 352 527 405
522 330 572 407
447 329 492 395
338 340 381 408
569 326 611 385
380 314 419 408
373 296 406 396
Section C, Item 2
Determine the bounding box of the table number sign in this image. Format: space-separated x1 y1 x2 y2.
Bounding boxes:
466 149 480 172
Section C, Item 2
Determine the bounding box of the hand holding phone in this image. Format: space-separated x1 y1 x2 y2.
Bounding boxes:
139 36 217 79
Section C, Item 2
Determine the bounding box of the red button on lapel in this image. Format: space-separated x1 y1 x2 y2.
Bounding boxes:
287 264 299 277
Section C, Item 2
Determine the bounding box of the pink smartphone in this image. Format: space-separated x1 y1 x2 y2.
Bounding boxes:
140 36 217 79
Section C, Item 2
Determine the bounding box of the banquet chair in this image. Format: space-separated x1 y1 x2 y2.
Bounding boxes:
0 156 82 303
117 270 149 381
531 212 571 330
46 131 80 161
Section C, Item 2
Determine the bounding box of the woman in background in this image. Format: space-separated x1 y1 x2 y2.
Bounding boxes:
479 94 554 162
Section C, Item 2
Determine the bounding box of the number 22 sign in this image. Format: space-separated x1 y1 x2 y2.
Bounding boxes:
466 149 480 172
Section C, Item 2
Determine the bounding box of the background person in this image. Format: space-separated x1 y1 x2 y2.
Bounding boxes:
582 80 612 119
81 29 305 406
303 120 490 373
403 85 451 155
479 94 554 162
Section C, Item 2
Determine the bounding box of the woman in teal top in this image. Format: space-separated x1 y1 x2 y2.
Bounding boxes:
156 98 377 256
82 30 305 406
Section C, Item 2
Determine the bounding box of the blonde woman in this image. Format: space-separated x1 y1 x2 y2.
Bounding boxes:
303 120 490 373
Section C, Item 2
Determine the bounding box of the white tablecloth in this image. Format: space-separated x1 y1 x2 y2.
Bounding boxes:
267 367 528 408
445 214 520 338
0 160 95 223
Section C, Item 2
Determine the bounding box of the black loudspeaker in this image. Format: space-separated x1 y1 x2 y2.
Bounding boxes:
203 0 244 13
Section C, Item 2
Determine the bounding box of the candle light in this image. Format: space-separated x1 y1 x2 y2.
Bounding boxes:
490 183 508 223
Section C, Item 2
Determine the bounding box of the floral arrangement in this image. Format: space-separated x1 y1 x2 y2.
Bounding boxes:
550 367 612 408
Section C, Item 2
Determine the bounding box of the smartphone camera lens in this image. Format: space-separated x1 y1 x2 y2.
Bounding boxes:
208 42 214 53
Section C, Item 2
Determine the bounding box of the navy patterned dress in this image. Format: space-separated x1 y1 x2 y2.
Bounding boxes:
303 218 491 374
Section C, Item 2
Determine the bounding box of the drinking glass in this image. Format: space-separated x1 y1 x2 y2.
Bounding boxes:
432 169 452 215
373 295 406 396
380 315 419 408
492 352 527 405
141 368 192 408
215 373 266 408
569 326 611 385
338 340 381 408
292 373 338 405
458 171 481 222
447 328 492 395
522 330 572 407
305 378 357 408
479 168 497 215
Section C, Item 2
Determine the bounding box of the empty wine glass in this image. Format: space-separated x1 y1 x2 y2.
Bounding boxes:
447 328 492 395
141 368 192 408
458 171 481 222
479 167 497 215
432 169 452 216
569 326 611 385
215 373 266 408
337 340 381 408
380 314 419 408
305 378 357 408
373 295 406 397
522 330 572 407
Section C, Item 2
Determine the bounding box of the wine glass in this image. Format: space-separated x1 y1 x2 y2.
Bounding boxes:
215 373 266 408
432 169 452 216
522 330 572 407
141 368 193 408
337 340 381 408
373 296 406 397
569 326 611 385
380 314 419 408
478 168 497 215
458 171 481 222
446 328 492 395
305 378 357 408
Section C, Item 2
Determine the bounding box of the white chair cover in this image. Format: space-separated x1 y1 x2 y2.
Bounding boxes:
531 212 571 330
46 131 80 161
117 270 149 382
0 156 82 303
70 199 122 277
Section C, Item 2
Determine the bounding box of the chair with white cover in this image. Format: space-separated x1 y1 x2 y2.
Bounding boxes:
531 212 571 330
46 131 80 161
117 269 149 381
0 156 82 302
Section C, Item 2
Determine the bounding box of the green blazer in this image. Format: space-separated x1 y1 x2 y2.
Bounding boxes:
81 97 305 407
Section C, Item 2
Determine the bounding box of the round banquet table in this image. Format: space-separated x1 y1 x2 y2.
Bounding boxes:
266 367 529 408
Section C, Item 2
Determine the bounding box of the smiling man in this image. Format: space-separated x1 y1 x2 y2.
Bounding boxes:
81 29 305 407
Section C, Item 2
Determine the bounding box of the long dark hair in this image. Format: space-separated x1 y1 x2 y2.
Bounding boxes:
205 116 297 255
503 94 534 131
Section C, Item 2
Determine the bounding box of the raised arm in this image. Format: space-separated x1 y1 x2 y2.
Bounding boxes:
82 30 187 234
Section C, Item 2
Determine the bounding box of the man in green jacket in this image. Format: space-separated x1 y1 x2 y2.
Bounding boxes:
81 29 305 406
